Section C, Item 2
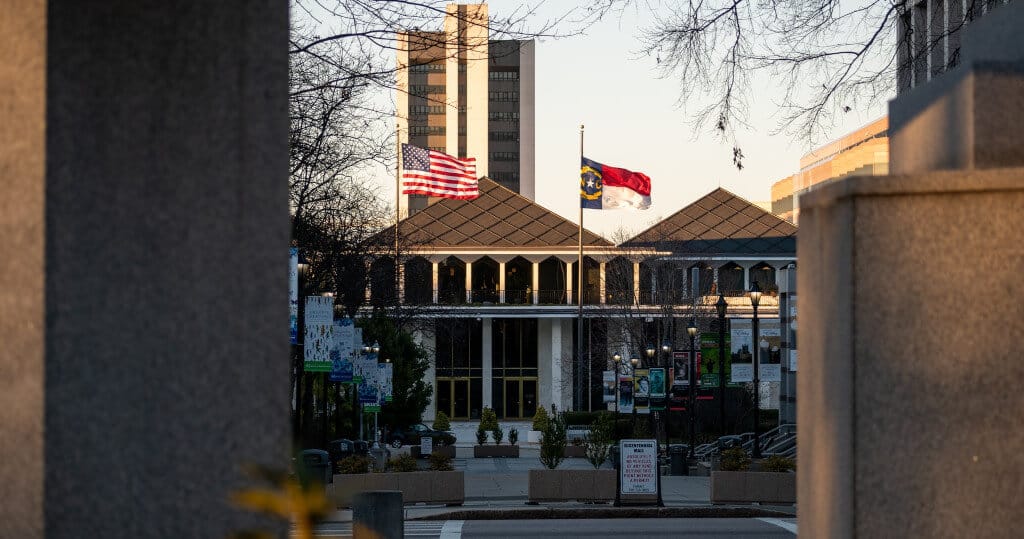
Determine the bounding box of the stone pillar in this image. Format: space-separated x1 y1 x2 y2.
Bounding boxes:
481 318 493 410
397 262 405 304
431 262 439 304
352 491 403 539
565 261 573 305
417 329 437 422
498 262 506 303
532 262 540 305
550 319 562 408
798 171 1024 539
599 262 607 304
632 262 641 304
465 261 473 303
0 2 288 537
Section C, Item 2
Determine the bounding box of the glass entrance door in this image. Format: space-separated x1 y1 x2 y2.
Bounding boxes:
502 378 538 419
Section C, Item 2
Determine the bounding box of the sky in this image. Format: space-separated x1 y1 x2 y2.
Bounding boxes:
350 1 892 239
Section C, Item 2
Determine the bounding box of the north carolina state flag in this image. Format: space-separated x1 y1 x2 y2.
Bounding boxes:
580 157 652 210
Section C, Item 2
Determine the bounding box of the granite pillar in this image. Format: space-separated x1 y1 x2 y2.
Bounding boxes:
798 170 1024 538
0 1 288 537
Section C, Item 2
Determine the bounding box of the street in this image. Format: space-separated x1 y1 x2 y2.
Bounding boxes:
305 518 797 538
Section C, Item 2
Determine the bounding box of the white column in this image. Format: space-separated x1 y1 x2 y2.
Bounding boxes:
431 262 439 304
550 318 562 409
633 262 641 305
532 262 539 305
397 262 405 304
465 261 473 303
599 262 607 304
481 317 493 410
565 261 574 305
743 264 751 290
498 262 506 303
417 328 437 421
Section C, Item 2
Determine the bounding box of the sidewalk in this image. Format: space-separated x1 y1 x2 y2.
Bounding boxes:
325 446 796 522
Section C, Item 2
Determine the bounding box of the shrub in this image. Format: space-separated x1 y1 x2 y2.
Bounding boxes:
539 407 567 470
337 455 371 475
720 448 751 471
532 406 550 432
479 407 499 432
762 455 795 473
492 425 504 445
433 411 451 431
562 411 601 426
428 452 454 472
508 427 519 445
585 412 614 469
387 454 418 473
476 427 488 445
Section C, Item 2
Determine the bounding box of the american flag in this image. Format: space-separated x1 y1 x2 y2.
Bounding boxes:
401 144 479 199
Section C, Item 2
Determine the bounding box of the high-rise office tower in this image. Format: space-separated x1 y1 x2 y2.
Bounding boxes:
396 3 535 217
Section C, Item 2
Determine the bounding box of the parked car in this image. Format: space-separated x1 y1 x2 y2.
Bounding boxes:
388 423 456 449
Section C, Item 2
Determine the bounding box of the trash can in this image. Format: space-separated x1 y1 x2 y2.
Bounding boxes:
298 449 332 486
669 444 688 476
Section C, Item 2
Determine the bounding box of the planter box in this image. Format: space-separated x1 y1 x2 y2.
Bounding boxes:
410 445 456 459
710 471 796 505
329 470 464 507
528 469 615 503
527 430 543 443
563 445 587 458
473 444 520 458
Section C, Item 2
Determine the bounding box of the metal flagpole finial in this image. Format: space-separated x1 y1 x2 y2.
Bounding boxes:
580 124 584 131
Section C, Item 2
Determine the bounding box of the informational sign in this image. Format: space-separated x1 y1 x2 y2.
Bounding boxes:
731 319 783 383
329 318 355 383
379 362 393 403
289 248 298 344
420 436 433 455
603 371 616 403
730 319 754 383
360 364 380 412
618 375 633 414
758 322 782 383
620 439 658 495
303 296 334 372
634 369 650 415
354 351 376 384
648 368 666 411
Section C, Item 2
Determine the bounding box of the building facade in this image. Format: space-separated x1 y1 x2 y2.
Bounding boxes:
396 3 535 217
373 180 796 421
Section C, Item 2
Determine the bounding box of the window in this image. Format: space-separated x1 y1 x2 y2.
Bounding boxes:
489 70 519 80
488 90 519 102
489 131 519 142
488 111 519 121
409 125 445 136
409 105 445 115
409 62 444 73
490 171 520 184
409 85 445 96
490 152 519 161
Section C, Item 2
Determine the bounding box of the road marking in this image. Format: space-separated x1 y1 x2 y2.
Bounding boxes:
439 519 464 539
757 517 798 534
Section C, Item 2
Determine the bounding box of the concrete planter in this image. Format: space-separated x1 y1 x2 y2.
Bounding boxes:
410 445 456 459
528 469 615 503
329 470 464 507
710 471 796 505
527 430 543 443
473 444 520 458
563 445 587 458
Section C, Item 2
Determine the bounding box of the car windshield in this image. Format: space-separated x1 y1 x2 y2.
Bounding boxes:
415 424 429 432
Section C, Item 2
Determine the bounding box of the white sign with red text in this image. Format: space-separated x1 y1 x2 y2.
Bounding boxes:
620 439 658 495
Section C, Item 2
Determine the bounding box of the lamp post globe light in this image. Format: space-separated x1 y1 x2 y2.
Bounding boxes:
686 320 698 460
716 294 728 434
612 353 622 414
748 281 763 459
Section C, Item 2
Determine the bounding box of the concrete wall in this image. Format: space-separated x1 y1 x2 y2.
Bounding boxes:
1 1 288 537
798 170 1024 538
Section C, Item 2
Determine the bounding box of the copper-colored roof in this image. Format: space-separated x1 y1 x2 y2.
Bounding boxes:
621 188 797 255
396 178 611 249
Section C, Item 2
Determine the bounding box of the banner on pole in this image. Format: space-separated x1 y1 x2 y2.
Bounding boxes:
380 362 393 403
354 350 376 383
303 296 334 372
648 368 666 411
289 248 298 344
602 371 616 403
618 375 633 414
634 369 650 415
329 317 355 383
360 361 380 411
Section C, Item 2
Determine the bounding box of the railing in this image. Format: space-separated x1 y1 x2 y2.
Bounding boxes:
407 289 781 307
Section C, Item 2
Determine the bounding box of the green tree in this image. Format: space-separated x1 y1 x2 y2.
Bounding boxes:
358 314 432 429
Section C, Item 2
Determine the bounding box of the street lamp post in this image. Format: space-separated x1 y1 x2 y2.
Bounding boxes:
646 344 655 439
716 294 727 434
612 353 622 414
749 282 763 459
686 320 698 460
294 255 309 442
660 339 671 445
630 357 639 431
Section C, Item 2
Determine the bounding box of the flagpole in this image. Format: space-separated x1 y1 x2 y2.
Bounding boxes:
577 123 585 412
395 124 401 322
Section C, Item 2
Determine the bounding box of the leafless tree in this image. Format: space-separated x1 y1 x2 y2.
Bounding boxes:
586 0 993 159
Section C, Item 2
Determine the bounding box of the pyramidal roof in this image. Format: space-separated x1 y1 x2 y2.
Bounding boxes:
397 178 611 249
621 188 797 255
